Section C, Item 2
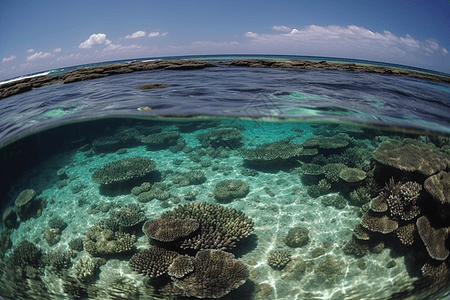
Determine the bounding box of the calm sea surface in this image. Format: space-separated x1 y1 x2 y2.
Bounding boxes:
1 55 450 300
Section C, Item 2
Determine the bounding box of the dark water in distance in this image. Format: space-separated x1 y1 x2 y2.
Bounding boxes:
1 55 450 300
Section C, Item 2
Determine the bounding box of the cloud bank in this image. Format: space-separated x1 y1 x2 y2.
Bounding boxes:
2 55 16 63
79 33 112 49
244 25 448 64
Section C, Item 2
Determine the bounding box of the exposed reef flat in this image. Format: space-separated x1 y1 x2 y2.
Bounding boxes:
1 58 449 100
228 59 450 84
0 60 216 99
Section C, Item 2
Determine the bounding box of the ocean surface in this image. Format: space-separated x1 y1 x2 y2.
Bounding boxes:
1 55 450 300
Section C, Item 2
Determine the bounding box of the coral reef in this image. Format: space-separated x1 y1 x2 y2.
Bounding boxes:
143 217 200 242
14 189 36 220
314 255 342 275
69 237 84 252
159 202 254 251
284 226 309 248
108 203 145 228
361 210 398 234
267 250 292 269
92 127 143 153
141 131 181 150
48 217 67 230
349 186 372 206
416 216 449 260
240 140 304 166
323 163 347 182
373 138 450 176
131 182 152 196
171 249 248 298
172 171 207 186
197 127 243 149
280 257 306 280
396 223 417 246
2 207 17 229
92 157 156 185
83 223 137 256
321 194 347 209
167 255 194 278
43 227 61 246
302 134 350 150
373 178 422 221
424 170 450 205
42 247 71 270
72 254 105 281
213 179 249 202
339 167 366 183
137 182 171 202
129 246 180 278
7 240 41 268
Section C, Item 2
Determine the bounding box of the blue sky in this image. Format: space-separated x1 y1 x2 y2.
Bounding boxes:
0 0 449 80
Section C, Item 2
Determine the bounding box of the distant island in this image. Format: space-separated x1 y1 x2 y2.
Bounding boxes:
1 58 449 100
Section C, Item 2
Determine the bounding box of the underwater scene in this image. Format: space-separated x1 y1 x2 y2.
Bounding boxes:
1 56 450 300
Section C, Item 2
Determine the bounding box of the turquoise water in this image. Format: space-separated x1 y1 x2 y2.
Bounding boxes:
1 56 450 300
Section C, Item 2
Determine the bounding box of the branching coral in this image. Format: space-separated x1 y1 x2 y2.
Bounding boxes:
267 250 292 269
172 249 249 298
159 202 254 251
129 246 180 278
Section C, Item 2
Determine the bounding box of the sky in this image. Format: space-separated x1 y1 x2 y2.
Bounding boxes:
0 0 449 81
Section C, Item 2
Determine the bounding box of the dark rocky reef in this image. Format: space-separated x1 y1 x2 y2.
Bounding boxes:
0 60 216 99
228 59 450 84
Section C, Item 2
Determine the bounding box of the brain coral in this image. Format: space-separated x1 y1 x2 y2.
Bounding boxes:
171 249 249 299
92 157 156 185
373 138 450 176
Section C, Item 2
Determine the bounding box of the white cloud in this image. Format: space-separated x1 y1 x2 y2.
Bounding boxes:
56 53 88 61
160 31 168 37
244 25 448 60
273 25 291 32
79 33 112 49
125 30 147 39
53 48 62 53
26 52 52 61
148 31 160 38
2 55 16 63
27 48 35 53
102 43 143 52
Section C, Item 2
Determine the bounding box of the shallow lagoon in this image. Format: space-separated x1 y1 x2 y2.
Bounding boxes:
1 56 450 300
